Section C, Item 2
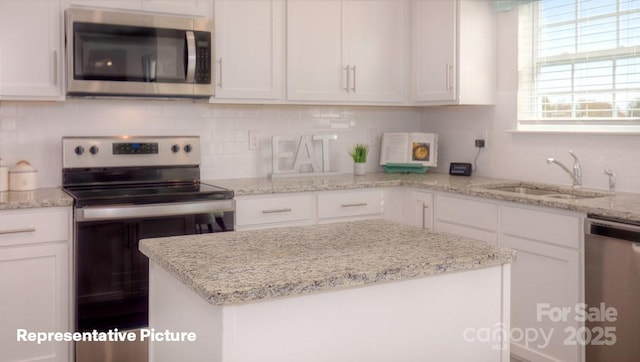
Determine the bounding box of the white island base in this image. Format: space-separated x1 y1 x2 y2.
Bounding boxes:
149 261 511 362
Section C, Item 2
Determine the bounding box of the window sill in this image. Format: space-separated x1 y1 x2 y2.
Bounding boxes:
511 121 640 135
507 129 640 135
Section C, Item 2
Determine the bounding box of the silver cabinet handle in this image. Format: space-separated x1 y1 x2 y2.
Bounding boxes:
351 65 356 92
262 208 293 214
53 50 58 85
422 204 430 230
341 202 367 208
344 65 350 92
446 63 453 91
185 31 196 83
0 228 36 235
217 58 223 88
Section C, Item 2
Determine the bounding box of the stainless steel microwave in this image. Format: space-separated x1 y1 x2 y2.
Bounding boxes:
66 8 213 98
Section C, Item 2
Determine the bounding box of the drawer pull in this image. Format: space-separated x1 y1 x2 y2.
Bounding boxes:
262 208 293 214
0 228 36 235
341 202 368 208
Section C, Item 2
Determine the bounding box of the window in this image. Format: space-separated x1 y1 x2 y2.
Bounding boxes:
518 0 640 132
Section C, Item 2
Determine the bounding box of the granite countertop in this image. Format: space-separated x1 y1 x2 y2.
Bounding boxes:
140 219 516 305
0 188 74 210
206 173 640 223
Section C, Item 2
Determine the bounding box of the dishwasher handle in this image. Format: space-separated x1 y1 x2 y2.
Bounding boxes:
585 217 640 242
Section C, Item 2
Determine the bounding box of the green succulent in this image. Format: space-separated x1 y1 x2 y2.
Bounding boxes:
349 144 369 163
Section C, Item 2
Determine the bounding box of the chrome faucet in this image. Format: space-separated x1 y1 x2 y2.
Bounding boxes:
546 150 582 189
604 169 616 194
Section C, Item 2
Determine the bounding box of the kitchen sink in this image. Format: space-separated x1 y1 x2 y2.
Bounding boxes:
488 186 558 196
544 194 594 200
480 184 609 200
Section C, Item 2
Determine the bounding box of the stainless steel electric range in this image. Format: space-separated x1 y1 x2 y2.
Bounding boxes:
62 136 234 362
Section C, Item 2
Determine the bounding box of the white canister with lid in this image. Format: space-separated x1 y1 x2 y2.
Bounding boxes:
0 159 8 192
9 160 38 191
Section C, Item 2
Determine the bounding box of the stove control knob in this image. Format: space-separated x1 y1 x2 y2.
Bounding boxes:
183 144 193 153
89 146 99 155
171 144 180 153
74 146 84 155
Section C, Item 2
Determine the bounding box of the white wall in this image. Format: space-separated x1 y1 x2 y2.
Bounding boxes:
422 10 640 193
2 9 639 192
0 100 421 187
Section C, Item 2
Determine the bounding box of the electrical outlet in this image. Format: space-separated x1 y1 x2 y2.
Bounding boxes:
248 130 259 150
475 139 485 148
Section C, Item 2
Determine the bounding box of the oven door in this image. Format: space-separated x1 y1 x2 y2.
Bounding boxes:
66 8 213 98
74 202 233 361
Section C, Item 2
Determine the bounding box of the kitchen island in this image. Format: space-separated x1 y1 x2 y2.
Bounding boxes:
140 220 515 362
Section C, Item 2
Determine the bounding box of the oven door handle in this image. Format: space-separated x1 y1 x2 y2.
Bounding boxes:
76 200 235 222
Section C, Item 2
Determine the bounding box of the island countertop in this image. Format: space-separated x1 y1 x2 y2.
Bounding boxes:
139 219 515 305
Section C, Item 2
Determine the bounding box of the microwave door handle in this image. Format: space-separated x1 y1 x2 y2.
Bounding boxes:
185 31 196 83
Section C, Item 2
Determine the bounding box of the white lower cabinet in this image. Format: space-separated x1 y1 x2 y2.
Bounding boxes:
0 207 72 362
434 193 498 245
500 204 583 362
423 192 584 362
236 188 584 362
235 189 389 230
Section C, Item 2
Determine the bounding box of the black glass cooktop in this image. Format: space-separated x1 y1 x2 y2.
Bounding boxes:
64 182 234 208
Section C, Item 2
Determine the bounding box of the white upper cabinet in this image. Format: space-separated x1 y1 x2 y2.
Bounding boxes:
142 0 212 17
0 0 64 100
212 0 284 101
412 0 495 105
287 0 407 103
287 0 343 102
68 0 141 11
68 0 213 17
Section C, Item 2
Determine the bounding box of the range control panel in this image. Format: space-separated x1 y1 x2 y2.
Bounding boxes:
113 142 159 155
62 136 200 168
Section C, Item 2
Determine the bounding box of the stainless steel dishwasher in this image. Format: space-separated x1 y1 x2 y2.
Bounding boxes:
585 216 640 361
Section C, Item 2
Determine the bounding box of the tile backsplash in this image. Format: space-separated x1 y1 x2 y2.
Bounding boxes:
421 91 640 194
0 100 421 187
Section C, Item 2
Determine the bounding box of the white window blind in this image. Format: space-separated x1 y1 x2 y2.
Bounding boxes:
518 0 640 132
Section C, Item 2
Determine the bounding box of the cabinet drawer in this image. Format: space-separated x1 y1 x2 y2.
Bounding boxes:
435 194 498 230
0 207 70 246
317 190 384 219
236 194 314 227
500 205 581 249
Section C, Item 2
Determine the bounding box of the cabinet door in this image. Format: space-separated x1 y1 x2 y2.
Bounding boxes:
344 0 406 103
0 0 63 100
67 0 142 11
412 0 456 102
501 236 581 362
0 242 70 362
214 0 283 100
499 204 583 362
286 0 345 101
434 194 498 245
404 190 433 230
142 0 213 17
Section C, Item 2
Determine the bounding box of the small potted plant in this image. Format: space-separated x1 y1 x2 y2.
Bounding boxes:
349 144 369 176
